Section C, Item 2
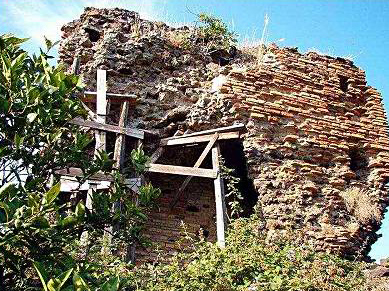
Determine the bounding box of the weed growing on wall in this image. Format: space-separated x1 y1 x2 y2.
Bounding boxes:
219 156 243 219
197 12 237 51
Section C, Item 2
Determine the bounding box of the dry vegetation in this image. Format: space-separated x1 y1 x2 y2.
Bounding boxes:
340 187 381 224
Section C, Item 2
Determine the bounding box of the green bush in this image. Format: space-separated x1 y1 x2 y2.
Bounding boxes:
127 218 367 291
169 12 237 53
197 12 237 51
0 35 158 291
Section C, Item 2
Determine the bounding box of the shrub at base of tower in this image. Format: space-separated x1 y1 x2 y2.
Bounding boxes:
128 217 368 291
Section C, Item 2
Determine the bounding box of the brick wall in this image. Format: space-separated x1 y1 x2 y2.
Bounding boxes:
137 147 216 263
216 45 389 256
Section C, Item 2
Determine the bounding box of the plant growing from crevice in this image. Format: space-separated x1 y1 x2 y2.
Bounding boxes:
340 187 381 224
196 12 238 51
169 12 237 54
219 156 243 220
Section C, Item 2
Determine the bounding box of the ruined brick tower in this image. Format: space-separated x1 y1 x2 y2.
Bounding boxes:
59 7 389 260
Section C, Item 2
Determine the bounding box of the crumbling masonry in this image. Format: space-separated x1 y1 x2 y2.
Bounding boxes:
59 7 389 260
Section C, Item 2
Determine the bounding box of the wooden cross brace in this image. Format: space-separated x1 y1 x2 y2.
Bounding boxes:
148 131 228 249
170 132 219 207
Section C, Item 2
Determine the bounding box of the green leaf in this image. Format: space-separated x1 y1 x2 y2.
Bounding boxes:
0 202 10 222
43 182 61 205
32 216 50 228
100 276 120 291
0 182 15 200
61 215 77 227
14 134 24 150
73 273 90 291
44 36 53 52
76 75 85 90
3 34 29 46
11 51 27 68
33 261 49 291
47 268 73 291
27 112 38 123
75 201 85 218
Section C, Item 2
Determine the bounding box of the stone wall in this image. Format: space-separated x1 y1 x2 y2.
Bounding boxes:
59 7 389 259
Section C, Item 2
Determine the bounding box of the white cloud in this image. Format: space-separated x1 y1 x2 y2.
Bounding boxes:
3 0 164 49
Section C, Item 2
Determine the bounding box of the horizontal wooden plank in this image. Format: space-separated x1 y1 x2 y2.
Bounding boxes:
70 118 144 139
56 167 113 181
161 131 240 146
60 176 141 192
162 123 246 142
82 91 137 105
147 163 217 178
60 177 111 191
85 91 137 99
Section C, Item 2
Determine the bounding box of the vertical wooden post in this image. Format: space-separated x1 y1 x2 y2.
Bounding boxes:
113 101 130 169
84 70 107 247
127 139 143 263
81 182 97 246
104 102 130 249
212 143 227 248
95 69 107 154
69 56 81 203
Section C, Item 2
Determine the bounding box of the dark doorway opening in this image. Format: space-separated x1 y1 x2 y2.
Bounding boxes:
349 147 368 180
219 140 258 217
339 75 349 93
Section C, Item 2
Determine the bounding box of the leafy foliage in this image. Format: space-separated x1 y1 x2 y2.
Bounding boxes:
169 12 237 54
0 35 159 290
197 12 237 51
219 156 243 219
130 146 150 175
128 218 368 291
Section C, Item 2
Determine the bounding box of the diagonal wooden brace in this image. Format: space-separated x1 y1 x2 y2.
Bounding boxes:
171 133 219 208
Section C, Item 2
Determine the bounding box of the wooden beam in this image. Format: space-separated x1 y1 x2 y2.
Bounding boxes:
113 101 130 169
171 133 219 207
162 123 245 142
80 182 97 245
161 131 240 146
60 176 110 191
58 170 140 191
70 118 144 139
212 143 227 248
85 91 137 100
95 70 107 154
55 167 112 181
83 91 137 105
150 147 164 163
147 163 217 179
71 56 80 75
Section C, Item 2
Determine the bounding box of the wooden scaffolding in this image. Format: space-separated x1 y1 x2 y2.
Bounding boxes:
148 123 246 248
57 68 246 259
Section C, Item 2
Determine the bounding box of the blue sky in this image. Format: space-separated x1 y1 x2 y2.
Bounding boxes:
1 0 388 260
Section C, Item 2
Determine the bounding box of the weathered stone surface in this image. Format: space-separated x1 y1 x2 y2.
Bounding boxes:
366 265 389 278
60 7 389 260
